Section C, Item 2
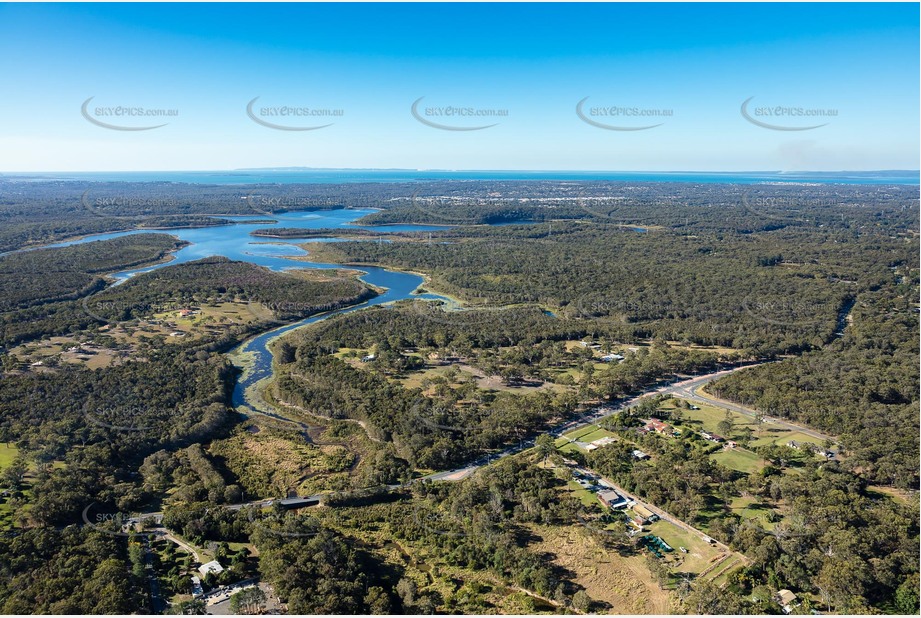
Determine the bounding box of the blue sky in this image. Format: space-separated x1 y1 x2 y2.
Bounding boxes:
0 2 917 171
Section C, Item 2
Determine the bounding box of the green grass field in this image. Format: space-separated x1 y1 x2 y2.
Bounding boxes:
750 429 824 449
563 425 615 442
576 428 616 444
644 519 726 575
0 444 19 471
729 496 777 530
567 481 601 507
665 399 756 436
667 398 828 458
711 447 763 474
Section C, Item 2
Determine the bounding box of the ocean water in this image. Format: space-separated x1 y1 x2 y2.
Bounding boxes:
2 169 918 185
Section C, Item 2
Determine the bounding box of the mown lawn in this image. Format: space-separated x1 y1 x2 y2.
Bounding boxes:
730 496 777 530
577 428 616 444
566 481 601 507
750 429 824 449
711 447 763 474
645 519 725 576
665 399 756 436
562 425 603 441
0 444 18 471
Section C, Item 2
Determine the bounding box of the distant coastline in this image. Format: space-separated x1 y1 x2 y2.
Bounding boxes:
1 169 917 185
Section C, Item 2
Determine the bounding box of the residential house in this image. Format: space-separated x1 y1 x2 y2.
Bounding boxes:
597 490 629 509
645 419 673 435
198 560 224 577
777 589 798 614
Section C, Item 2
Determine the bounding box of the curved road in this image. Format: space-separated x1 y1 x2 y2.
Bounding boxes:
665 370 836 444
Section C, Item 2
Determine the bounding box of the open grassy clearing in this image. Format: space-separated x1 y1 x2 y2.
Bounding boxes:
557 442 583 455
673 402 823 451
729 496 777 531
576 428 617 444
867 485 918 507
643 519 728 577
749 429 825 449
0 444 18 471
335 345 569 395
566 480 602 508
662 398 756 436
8 301 268 372
562 425 601 441
711 447 763 474
397 363 478 391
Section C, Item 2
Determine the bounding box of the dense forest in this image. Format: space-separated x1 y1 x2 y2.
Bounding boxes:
0 234 186 312
303 220 911 355
710 285 920 489
0 254 374 346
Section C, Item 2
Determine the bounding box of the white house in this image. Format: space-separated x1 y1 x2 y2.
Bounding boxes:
198 560 224 577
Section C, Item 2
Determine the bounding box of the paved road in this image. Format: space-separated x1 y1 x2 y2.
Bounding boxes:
141 535 168 614
667 370 836 444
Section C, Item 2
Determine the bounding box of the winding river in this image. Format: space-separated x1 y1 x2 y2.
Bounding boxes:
30 209 452 415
